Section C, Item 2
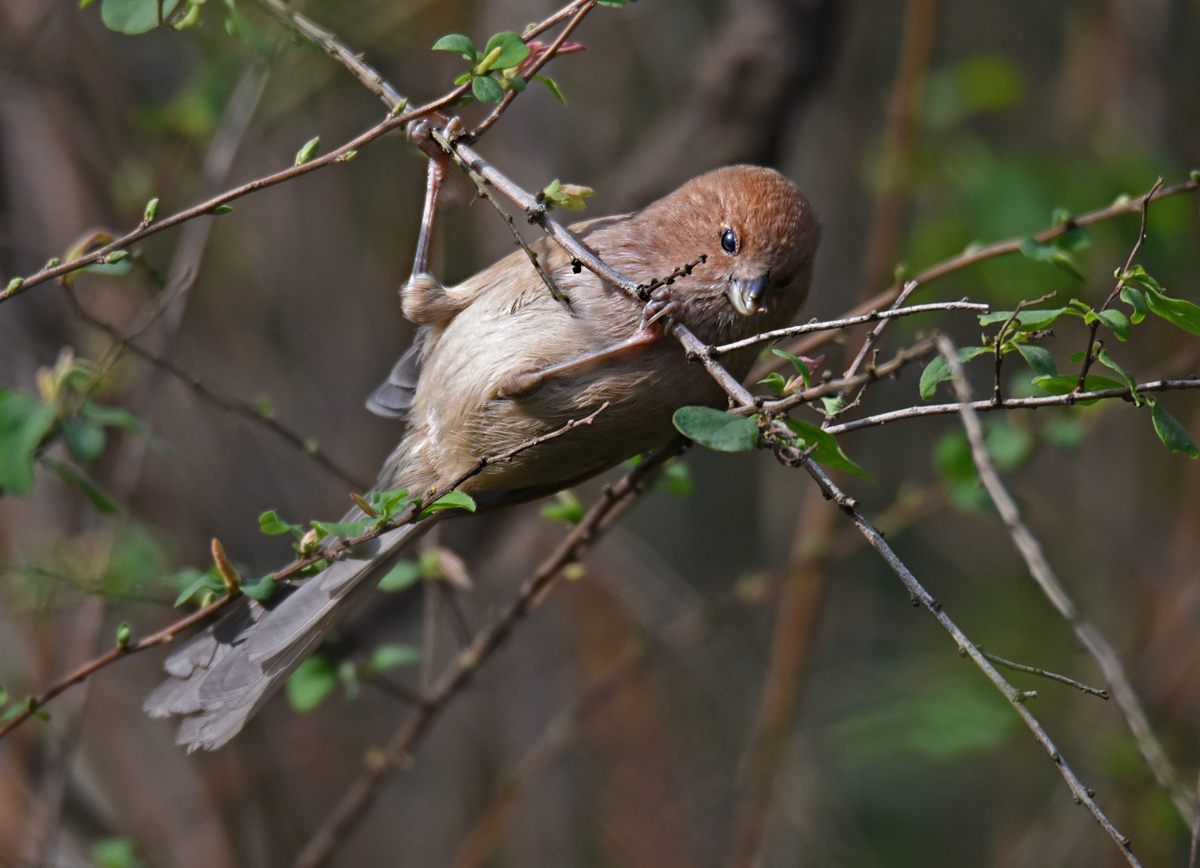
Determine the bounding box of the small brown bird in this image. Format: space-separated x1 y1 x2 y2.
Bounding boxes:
145 161 821 750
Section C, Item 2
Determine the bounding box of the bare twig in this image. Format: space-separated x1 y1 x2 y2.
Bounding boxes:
290 442 683 868
938 334 1197 829
822 378 1200 435
0 406 608 743
709 299 987 356
982 651 1110 699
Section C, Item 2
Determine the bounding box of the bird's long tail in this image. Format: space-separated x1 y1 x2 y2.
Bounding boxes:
144 515 440 752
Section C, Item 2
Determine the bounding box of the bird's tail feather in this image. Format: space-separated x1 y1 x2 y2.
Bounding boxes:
144 516 439 752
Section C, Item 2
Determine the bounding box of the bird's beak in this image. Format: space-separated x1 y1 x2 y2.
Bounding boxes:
728 274 770 316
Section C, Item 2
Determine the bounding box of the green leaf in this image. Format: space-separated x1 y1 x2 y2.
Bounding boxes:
433 33 476 61
311 519 368 539
540 489 584 525
985 419 1033 471
369 487 411 520
37 454 118 513
978 308 1075 330
60 417 107 463
1096 349 1140 403
1014 343 1056 378
1018 237 1085 280
1043 414 1086 451
287 655 338 712
378 559 421 592
821 395 846 415
471 75 504 103
0 684 6 705
294 136 320 166
240 574 276 601
758 372 789 396
1143 285 1200 337
1120 286 1148 324
771 347 811 387
143 197 159 222
1031 374 1124 401
918 347 989 400
419 490 477 518
170 568 224 607
365 644 422 674
1094 308 1130 341
0 389 55 495
100 0 180 34
533 75 566 104
784 418 871 479
1147 398 1198 458
259 509 303 537
672 406 758 452
482 31 530 70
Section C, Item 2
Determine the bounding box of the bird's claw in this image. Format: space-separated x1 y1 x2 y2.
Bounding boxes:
639 286 683 333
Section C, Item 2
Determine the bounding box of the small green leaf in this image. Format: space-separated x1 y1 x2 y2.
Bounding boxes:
61 417 107 463
294 136 320 166
213 204 233 215
5 277 23 293
1096 349 1140 403
433 33 476 61
287 655 338 712
240 574 276 601
1042 414 1086 451
1143 285 1200 337
116 622 131 648
0 684 6 705
1148 399 1198 458
978 308 1075 330
105 249 128 263
822 395 846 415
758 372 789 396
100 0 180 34
171 569 224 607
771 348 811 387
541 490 585 524
784 418 872 479
482 31 530 70
533 75 566 104
419 490 477 518
259 510 303 537
1031 374 1124 401
1120 285 1147 323
985 420 1033 471
672 406 758 452
918 347 989 400
1014 343 1056 378
1094 308 1130 341
378 559 421 592
472 74 504 103
365 644 422 674
1018 237 1085 280
143 197 159 222
311 519 368 539
37 454 118 513
369 488 411 520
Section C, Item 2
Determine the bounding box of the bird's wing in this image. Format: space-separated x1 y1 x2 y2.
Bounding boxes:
365 336 425 419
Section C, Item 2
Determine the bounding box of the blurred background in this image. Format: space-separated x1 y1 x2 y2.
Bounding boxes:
1 0 1199 866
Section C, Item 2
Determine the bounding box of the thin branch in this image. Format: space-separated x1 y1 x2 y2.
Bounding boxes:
780 442 1142 866
709 299 987 356
842 279 920 379
63 287 368 491
982 651 1110 699
290 441 684 868
1074 178 1163 393
938 334 1197 829
750 176 1200 379
822 378 1200 435
0 406 608 743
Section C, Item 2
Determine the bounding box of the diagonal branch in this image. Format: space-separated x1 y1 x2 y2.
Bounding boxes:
937 333 1198 829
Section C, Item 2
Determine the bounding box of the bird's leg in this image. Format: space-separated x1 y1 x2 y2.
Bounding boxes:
498 287 684 398
402 117 465 325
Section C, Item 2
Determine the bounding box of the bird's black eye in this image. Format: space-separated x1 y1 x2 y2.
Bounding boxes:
720 228 738 254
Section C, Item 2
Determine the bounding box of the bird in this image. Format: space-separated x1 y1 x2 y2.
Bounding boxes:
144 159 821 751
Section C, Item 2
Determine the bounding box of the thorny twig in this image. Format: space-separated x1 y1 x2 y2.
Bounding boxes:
938 334 1197 829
